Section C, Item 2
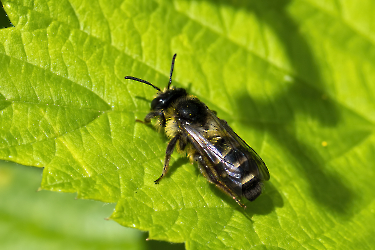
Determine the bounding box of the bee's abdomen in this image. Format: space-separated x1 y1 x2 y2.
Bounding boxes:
210 137 262 200
242 178 262 201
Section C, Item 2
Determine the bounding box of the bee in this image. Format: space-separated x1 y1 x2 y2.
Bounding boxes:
125 54 270 207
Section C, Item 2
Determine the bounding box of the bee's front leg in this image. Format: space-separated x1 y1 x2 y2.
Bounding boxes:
155 134 180 184
136 111 166 125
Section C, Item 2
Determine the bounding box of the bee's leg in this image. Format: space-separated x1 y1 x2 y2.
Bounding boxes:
179 136 187 151
213 183 245 208
136 111 166 126
194 154 245 208
155 134 180 184
193 154 215 182
160 113 167 127
146 111 166 127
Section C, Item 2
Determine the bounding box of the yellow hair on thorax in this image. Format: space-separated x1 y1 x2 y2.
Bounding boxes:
165 118 179 139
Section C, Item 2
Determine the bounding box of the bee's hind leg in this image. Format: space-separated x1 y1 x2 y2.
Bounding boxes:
155 134 180 184
193 154 245 208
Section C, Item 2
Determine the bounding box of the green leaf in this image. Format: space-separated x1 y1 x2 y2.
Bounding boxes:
0 161 147 250
1 0 375 249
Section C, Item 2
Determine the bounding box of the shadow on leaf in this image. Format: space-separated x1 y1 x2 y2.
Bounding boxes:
196 0 356 216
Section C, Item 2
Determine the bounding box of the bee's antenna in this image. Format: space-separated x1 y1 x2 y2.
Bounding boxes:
124 76 161 92
167 54 177 89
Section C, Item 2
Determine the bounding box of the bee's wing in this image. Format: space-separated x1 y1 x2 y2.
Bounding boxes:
216 115 270 181
183 121 243 191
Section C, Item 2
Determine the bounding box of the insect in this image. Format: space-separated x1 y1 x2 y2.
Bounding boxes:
125 54 270 207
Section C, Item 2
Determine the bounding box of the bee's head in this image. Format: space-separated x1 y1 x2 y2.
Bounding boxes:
151 88 187 111
125 54 186 111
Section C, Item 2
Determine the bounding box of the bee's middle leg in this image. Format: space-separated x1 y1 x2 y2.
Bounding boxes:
155 134 180 184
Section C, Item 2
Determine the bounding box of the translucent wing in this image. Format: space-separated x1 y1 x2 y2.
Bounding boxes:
216 115 270 181
188 130 243 187
182 110 269 199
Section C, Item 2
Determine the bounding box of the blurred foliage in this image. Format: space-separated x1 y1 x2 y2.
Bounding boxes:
0 160 184 249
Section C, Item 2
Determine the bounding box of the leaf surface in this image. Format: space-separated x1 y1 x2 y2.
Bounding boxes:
1 0 375 249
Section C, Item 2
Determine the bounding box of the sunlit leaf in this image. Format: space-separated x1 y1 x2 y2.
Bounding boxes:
1 0 374 249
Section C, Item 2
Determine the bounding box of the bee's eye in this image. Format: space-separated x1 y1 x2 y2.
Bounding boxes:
151 97 164 110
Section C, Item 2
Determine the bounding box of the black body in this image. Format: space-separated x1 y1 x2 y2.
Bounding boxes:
125 54 270 207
